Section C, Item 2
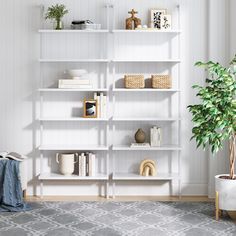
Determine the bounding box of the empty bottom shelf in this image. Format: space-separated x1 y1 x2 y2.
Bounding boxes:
39 173 108 180
112 173 179 180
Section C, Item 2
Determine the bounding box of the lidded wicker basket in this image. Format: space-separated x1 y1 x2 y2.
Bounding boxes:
124 75 145 89
151 75 172 89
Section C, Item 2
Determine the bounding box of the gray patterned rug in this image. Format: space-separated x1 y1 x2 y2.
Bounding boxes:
0 201 235 236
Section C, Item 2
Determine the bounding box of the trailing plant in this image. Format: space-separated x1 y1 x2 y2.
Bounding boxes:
188 56 236 179
45 4 68 30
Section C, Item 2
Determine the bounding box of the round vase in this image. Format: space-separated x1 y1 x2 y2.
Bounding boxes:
135 128 146 143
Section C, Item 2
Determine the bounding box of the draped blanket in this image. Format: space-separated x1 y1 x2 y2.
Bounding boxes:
0 159 30 212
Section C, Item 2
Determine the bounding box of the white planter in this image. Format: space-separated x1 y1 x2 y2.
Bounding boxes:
215 174 236 211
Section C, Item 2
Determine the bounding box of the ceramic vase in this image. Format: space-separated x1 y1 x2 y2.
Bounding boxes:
56 153 78 175
135 128 146 143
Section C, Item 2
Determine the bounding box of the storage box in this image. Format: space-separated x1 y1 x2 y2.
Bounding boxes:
124 75 145 89
151 75 172 89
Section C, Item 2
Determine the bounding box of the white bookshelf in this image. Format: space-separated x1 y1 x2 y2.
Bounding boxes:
38 4 182 199
38 145 109 151
112 145 181 151
39 117 109 122
113 173 179 181
112 29 181 33
38 88 109 92
39 173 108 180
112 117 180 121
39 29 109 33
39 59 109 63
113 88 180 92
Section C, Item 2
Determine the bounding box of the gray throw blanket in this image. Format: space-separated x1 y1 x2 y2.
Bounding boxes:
0 159 30 212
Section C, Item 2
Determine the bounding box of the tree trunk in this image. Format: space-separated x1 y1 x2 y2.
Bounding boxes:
229 134 236 179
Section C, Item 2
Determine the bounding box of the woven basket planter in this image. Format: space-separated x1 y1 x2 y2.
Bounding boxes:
124 75 145 89
151 75 172 89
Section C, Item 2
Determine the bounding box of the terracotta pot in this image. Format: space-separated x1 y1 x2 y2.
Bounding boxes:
135 128 146 143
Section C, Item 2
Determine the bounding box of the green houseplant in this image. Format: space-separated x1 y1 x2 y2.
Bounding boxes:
188 56 236 219
45 4 68 30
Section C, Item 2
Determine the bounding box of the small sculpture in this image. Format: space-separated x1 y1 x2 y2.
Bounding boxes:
126 9 141 30
139 159 156 177
135 128 146 143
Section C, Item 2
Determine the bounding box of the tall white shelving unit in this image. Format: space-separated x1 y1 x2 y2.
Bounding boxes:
37 4 182 198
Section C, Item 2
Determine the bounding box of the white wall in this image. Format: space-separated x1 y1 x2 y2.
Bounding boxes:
0 0 231 196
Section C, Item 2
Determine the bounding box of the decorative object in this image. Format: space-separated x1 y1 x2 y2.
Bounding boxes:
135 128 146 143
56 153 78 175
67 69 87 78
150 9 166 29
151 75 171 89
188 55 236 220
71 20 101 30
45 4 68 30
126 9 141 30
161 14 172 30
124 75 145 89
84 99 97 118
150 126 161 147
139 159 156 176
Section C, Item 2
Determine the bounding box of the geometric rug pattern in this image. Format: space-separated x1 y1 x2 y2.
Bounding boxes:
0 201 235 236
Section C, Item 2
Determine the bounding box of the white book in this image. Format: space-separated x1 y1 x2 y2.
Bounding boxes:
94 93 100 118
91 154 96 176
58 84 93 89
103 95 107 118
58 79 90 85
78 155 82 176
81 153 86 177
100 93 104 118
130 143 150 148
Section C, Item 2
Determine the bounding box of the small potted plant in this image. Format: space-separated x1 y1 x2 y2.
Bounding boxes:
45 4 68 30
188 56 236 220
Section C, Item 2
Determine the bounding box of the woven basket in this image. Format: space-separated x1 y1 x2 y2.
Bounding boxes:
124 75 145 89
151 75 171 89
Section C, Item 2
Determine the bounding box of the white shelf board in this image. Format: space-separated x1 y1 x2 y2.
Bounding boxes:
112 172 179 180
112 117 180 121
112 29 181 33
112 145 181 151
39 173 108 180
39 59 109 63
39 117 109 121
38 88 109 92
112 59 181 63
39 29 109 33
113 88 179 92
39 145 109 151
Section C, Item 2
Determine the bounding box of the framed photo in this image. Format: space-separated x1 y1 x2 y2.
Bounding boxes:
161 14 172 30
83 99 97 118
150 9 166 29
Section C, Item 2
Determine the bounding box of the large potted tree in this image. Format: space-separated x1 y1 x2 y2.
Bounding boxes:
188 56 236 220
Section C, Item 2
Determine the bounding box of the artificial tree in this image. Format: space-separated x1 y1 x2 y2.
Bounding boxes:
45 4 68 30
188 56 236 179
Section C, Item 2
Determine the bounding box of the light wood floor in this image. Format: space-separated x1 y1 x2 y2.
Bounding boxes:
26 195 213 202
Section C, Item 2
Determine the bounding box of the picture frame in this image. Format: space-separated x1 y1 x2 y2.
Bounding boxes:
161 14 172 30
150 9 167 29
83 99 97 118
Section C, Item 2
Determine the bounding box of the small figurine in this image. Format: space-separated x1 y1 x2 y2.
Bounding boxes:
126 9 141 30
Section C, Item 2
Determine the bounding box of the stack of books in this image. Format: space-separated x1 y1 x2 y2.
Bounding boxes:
58 79 92 89
94 92 107 118
78 152 96 177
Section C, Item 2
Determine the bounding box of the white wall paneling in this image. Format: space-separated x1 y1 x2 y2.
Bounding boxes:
0 0 231 196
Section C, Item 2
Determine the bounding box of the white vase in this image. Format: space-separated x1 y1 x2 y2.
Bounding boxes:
56 153 78 175
150 126 161 147
215 174 236 210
